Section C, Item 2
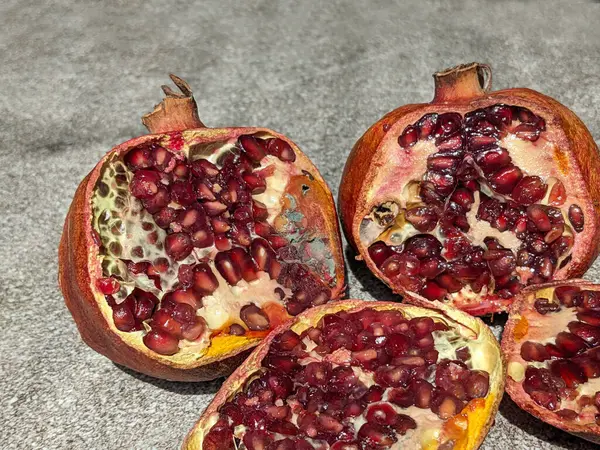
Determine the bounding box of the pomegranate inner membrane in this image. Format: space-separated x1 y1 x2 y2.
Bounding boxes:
203 308 492 449
361 105 583 310
508 285 600 425
91 132 337 356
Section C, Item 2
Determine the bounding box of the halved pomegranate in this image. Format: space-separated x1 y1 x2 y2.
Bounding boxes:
183 300 505 449
339 63 600 315
58 75 345 381
503 280 600 443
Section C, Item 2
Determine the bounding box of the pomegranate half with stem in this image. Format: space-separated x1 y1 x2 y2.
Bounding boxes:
184 300 505 450
58 75 345 381
503 279 600 444
339 62 600 316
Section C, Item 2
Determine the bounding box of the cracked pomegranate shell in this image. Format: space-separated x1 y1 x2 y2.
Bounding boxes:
339 62 600 316
58 75 345 381
183 300 505 450
503 279 600 444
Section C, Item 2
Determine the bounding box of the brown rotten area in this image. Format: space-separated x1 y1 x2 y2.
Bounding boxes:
339 62 600 316
58 75 345 381
184 300 505 450
503 279 600 444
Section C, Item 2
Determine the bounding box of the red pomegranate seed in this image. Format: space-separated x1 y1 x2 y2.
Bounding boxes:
514 123 541 141
357 423 397 447
568 321 600 346
484 250 516 277
96 277 120 295
142 185 170 213
418 257 445 279
555 285 582 307
529 390 559 411
421 281 447 300
551 359 588 388
434 113 462 138
404 234 442 258
267 138 296 162
427 155 459 171
154 207 178 229
544 224 564 244
432 394 463 419
130 169 161 199
230 224 253 247
229 324 246 336
575 357 600 378
578 310 600 327
488 164 523 194
526 205 552 232
243 430 273 450
466 370 490 399
191 159 219 178
427 171 456 196
215 251 242 285
239 135 268 163
112 302 136 331
214 234 232 251
251 238 275 271
366 404 398 425
170 181 196 206
511 176 547 205
240 304 270 331
393 414 417 436
172 303 195 324
229 247 259 282
568 204 584 232
582 290 600 309
368 242 393 267
398 125 419 148
436 273 463 293
548 180 567 206
194 180 216 201
374 365 411 387
133 295 155 321
143 329 179 355
252 200 269 221
172 163 189 180
405 207 439 232
385 333 411 357
204 201 228 216
437 133 463 151
152 145 172 171
555 331 589 356
533 297 560 315
475 147 511 174
125 146 153 169
417 113 438 139
242 173 267 194
165 232 193 261
190 263 218 295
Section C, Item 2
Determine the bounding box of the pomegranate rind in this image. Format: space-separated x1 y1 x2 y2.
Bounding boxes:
58 128 345 382
183 299 505 449
339 65 600 315
502 279 600 444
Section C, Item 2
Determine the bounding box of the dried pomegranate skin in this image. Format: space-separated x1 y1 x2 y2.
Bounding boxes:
58 76 345 381
339 63 600 315
502 280 600 444
183 300 505 449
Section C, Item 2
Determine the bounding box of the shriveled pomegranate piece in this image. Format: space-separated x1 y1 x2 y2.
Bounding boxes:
58 75 344 381
183 300 505 449
503 280 600 443
339 63 600 315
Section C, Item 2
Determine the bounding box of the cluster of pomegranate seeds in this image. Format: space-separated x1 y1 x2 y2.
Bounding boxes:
519 287 600 422
369 104 581 304
204 308 490 449
95 134 333 355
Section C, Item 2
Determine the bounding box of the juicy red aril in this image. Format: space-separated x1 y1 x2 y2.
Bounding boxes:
568 204 584 232
405 207 438 232
520 341 550 362
239 135 267 162
512 176 547 205
240 304 270 331
398 125 418 149
551 359 588 388
130 169 161 199
555 331 589 357
165 233 193 261
267 138 296 162
489 165 523 194
96 277 120 295
143 329 179 355
368 242 393 266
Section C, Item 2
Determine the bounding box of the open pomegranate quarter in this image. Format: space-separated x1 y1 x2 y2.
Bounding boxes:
184 300 505 450
503 280 600 443
339 62 600 315
58 75 344 381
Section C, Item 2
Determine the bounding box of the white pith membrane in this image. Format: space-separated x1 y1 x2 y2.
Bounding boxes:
90 132 338 358
359 105 584 312
507 285 600 425
202 307 500 450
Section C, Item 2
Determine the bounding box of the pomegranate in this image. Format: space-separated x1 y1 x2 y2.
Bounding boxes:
339 62 600 315
503 279 600 443
58 75 345 381
183 300 505 449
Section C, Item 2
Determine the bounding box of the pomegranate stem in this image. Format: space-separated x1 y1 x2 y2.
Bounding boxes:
432 62 492 104
142 74 206 133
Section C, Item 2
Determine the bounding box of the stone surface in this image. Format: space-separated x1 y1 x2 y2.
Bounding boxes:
1 0 599 448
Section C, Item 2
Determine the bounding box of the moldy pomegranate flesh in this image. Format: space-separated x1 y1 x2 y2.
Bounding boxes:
184 300 505 450
339 63 600 316
58 75 345 381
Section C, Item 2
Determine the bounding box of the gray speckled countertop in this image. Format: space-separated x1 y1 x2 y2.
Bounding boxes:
1 0 600 448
